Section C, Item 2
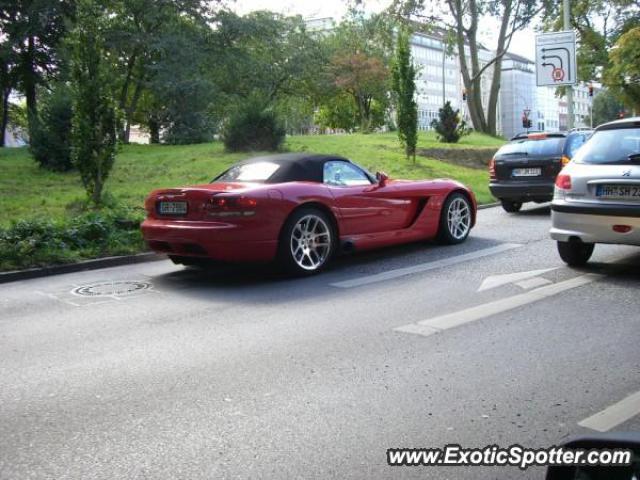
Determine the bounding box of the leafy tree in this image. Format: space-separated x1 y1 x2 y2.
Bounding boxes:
275 96 315 135
222 96 285 152
586 89 625 127
321 9 392 132
30 84 73 171
431 101 469 143
0 0 74 133
391 0 541 135
215 11 325 102
315 94 359 131
145 17 217 144
0 42 16 147
70 0 118 205
105 0 212 143
542 0 639 83
330 52 389 132
392 27 418 160
208 10 326 139
604 27 640 114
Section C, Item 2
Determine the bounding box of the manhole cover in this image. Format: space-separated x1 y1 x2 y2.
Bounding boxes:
71 281 152 297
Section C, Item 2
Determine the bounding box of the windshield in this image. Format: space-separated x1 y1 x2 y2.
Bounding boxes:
573 128 640 164
497 137 565 156
213 161 280 183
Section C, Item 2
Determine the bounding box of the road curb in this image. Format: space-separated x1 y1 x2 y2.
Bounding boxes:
0 252 165 285
478 202 500 210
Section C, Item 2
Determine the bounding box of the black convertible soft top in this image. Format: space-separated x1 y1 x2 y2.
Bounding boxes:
220 153 355 184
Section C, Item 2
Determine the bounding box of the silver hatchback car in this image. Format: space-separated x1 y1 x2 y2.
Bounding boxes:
550 117 640 266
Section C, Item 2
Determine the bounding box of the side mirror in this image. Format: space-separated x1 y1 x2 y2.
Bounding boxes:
376 171 389 187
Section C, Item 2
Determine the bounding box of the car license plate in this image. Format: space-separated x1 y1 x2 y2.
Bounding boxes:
512 168 541 177
596 184 640 200
158 201 188 215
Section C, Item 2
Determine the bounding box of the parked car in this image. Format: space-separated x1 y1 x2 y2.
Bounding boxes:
141 153 477 275
489 129 592 212
550 117 640 266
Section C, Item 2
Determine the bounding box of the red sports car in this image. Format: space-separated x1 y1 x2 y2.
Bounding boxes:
141 153 477 275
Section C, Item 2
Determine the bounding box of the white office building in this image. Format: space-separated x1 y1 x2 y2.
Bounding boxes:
410 30 497 132
499 53 537 139
535 86 561 132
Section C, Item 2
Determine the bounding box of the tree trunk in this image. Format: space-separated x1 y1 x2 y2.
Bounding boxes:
148 117 160 144
122 78 144 144
24 35 38 136
451 0 484 133
0 87 9 147
118 53 138 142
486 0 513 135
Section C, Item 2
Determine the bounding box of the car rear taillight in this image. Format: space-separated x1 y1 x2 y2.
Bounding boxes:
205 196 258 217
489 158 496 180
555 174 572 190
561 155 571 166
613 225 632 234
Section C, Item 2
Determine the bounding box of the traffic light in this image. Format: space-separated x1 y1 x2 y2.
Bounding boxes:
462 89 467 101
588 84 594 97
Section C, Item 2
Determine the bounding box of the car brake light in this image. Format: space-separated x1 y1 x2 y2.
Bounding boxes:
489 158 496 179
561 155 571 166
205 196 257 217
555 174 572 190
613 225 632 233
528 132 547 140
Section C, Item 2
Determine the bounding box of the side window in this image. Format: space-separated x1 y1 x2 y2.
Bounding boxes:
323 161 372 187
566 134 586 159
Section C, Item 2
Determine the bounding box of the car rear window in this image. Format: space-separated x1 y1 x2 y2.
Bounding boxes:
214 162 281 182
565 133 589 158
497 137 565 156
573 128 640 164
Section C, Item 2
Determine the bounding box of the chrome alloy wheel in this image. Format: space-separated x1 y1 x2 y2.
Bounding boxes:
290 214 332 271
446 197 471 240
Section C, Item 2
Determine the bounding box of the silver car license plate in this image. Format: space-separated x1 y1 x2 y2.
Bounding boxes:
158 201 188 215
512 167 541 177
596 185 640 200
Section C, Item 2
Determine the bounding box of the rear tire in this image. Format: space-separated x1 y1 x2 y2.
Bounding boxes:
557 241 594 266
278 207 336 276
501 200 522 213
437 193 472 245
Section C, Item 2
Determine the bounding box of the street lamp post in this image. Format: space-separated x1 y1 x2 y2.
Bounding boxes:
563 0 574 130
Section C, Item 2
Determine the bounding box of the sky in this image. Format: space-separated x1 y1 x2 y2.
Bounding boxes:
231 0 538 60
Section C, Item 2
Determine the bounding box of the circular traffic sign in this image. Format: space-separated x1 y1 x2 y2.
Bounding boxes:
552 68 565 82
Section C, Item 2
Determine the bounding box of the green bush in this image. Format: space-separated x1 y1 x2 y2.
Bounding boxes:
0 206 145 271
431 101 470 144
222 99 285 152
30 85 74 171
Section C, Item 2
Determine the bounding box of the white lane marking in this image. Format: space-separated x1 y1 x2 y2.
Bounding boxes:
515 277 553 290
578 391 640 432
394 274 602 337
478 268 557 292
331 243 523 289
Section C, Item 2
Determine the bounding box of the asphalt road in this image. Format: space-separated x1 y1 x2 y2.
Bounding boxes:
1 204 639 479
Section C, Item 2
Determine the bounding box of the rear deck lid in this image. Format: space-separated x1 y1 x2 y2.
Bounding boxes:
150 182 255 220
567 127 640 205
494 135 566 181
